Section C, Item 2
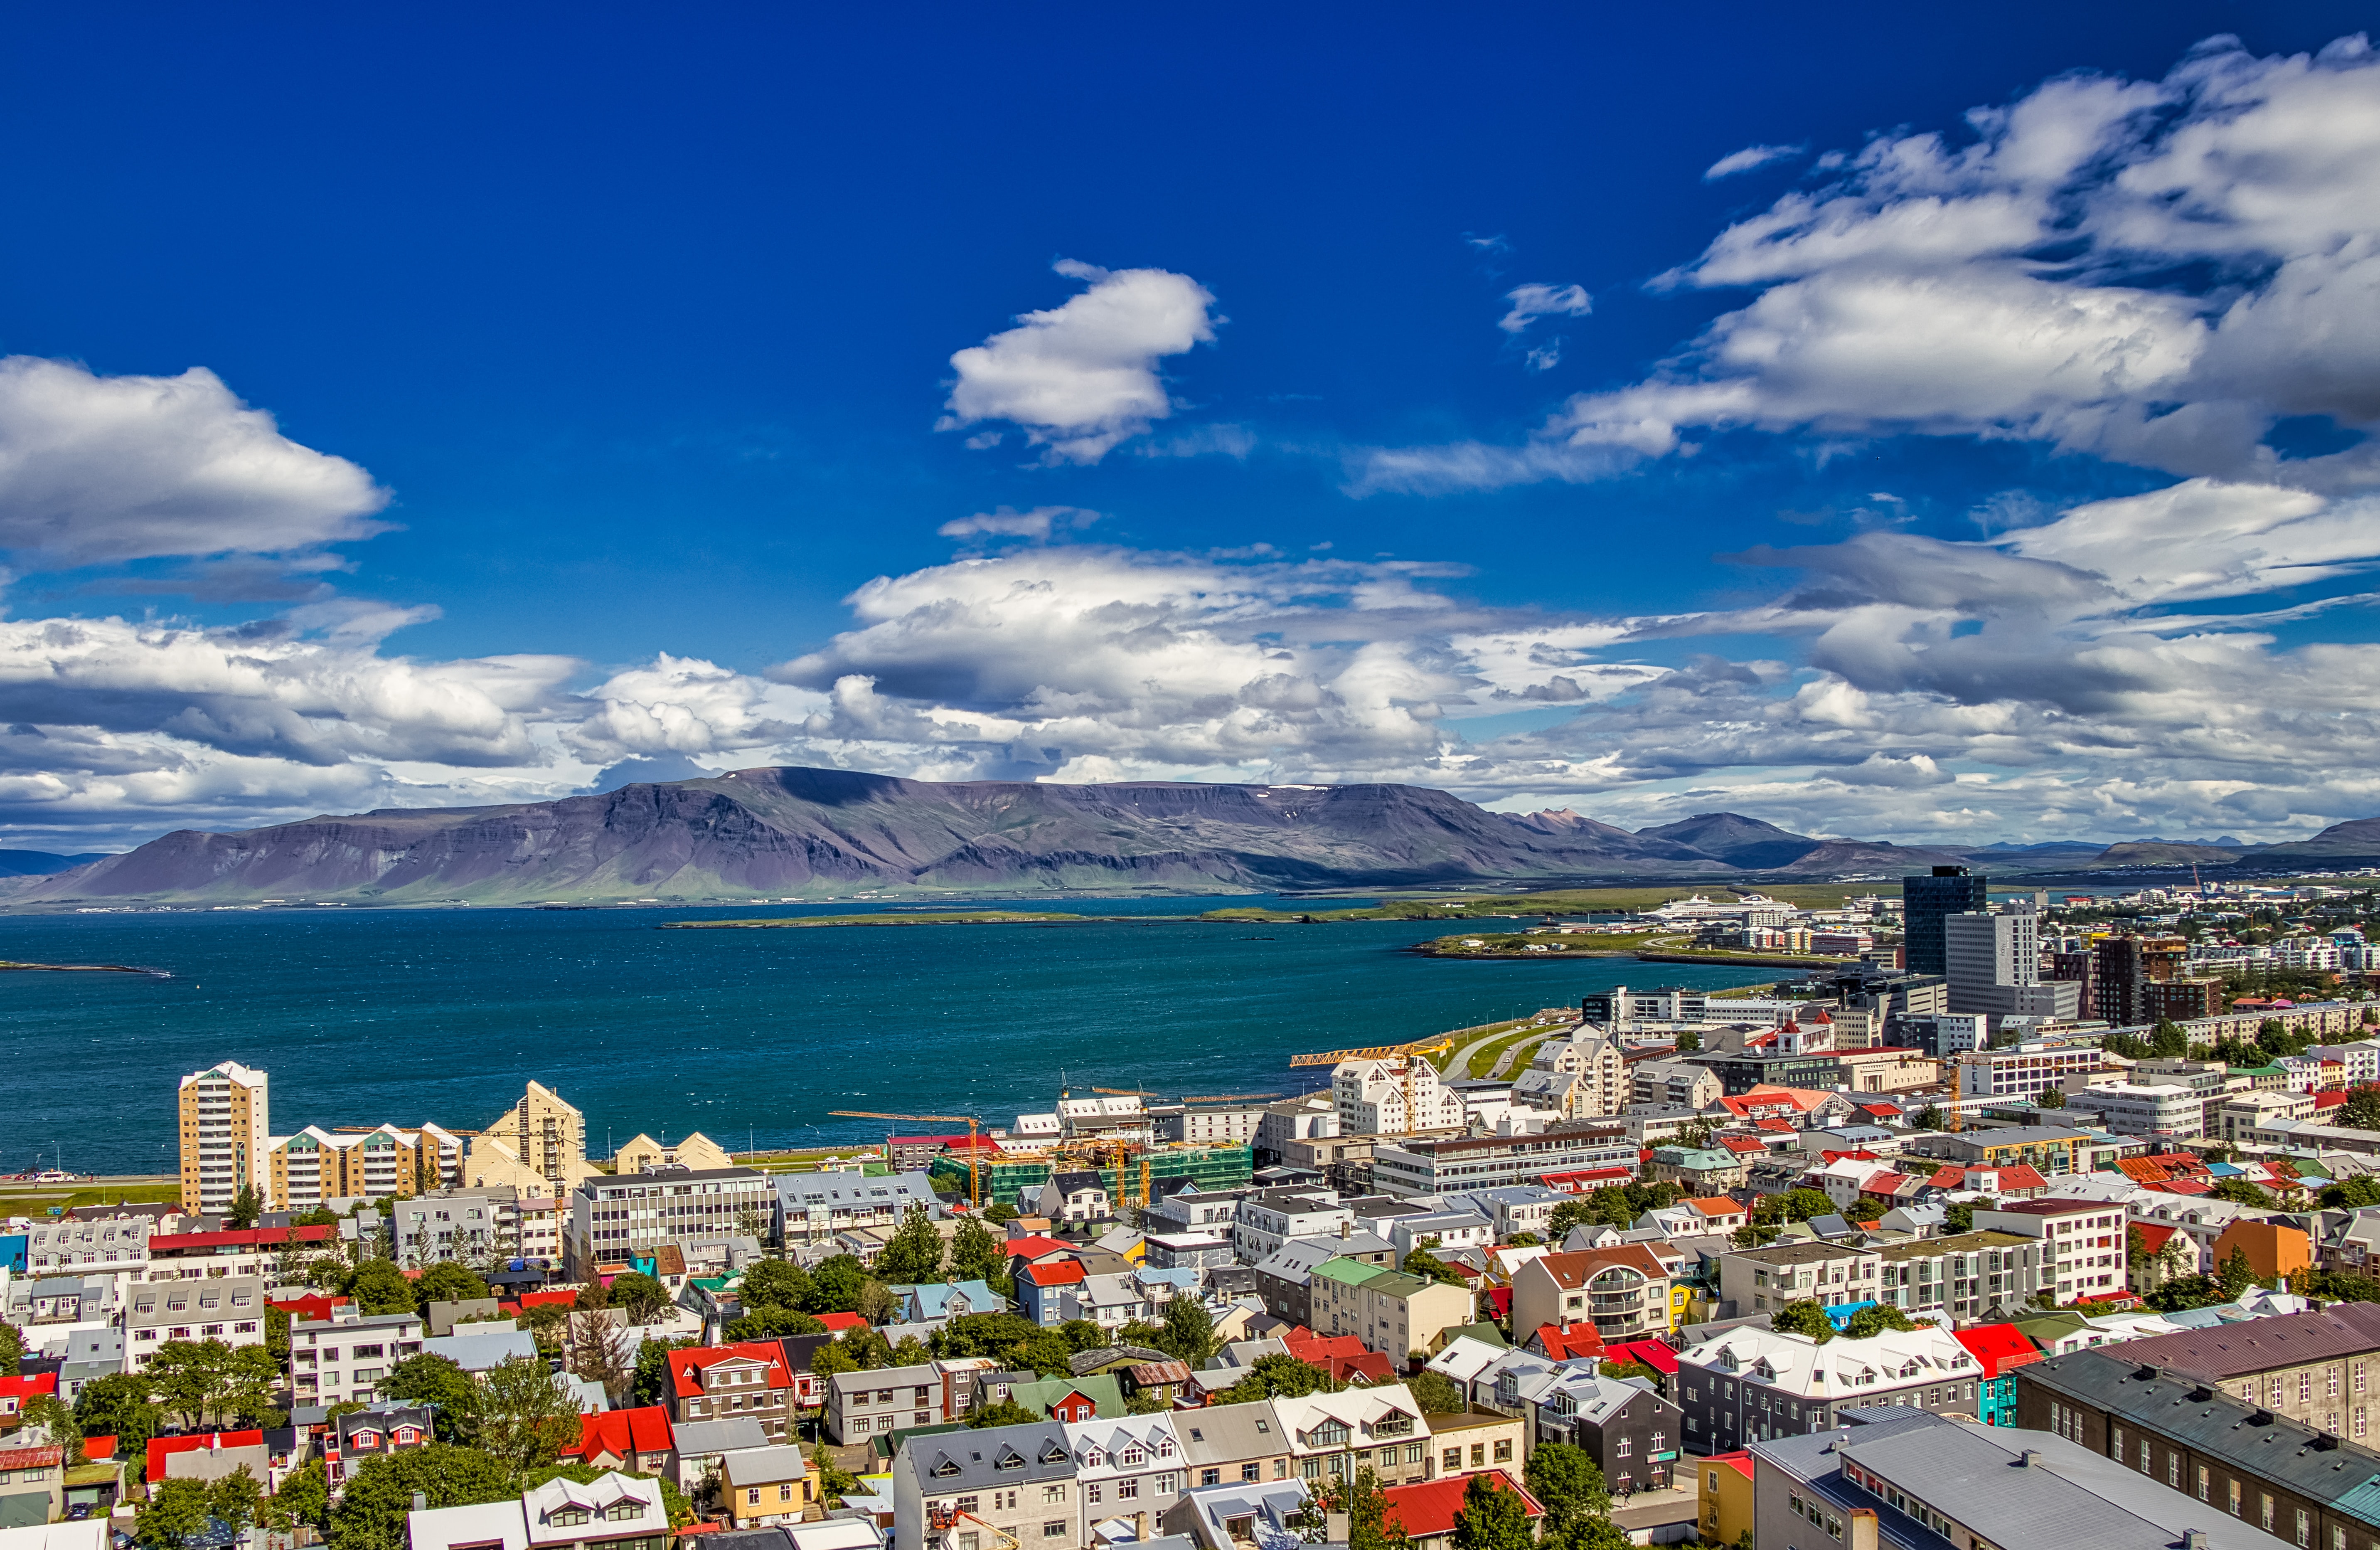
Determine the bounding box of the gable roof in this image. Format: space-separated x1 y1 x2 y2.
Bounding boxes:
1951 1323 2043 1380
1602 1338 1680 1376
571 1405 676 1461
1528 1323 1606 1363
1023 1260 1087 1289
1526 1245 1668 1289
1379 1471 1542 1539
148 1429 265 1483
2105 1304 2380 1380
672 1342 793 1398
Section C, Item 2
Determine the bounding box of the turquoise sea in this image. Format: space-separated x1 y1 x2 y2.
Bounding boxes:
0 898 1774 1176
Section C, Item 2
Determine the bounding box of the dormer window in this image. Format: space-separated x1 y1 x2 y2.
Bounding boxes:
1040 1443 1070 1464
607 1503 640 1521
1086 1449 1105 1468
932 1458 962 1478
997 1451 1025 1471
1157 1439 1176 1459
1120 1447 1145 1466
550 1509 589 1527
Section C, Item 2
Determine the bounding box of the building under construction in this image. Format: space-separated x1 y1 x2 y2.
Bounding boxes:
926 1138 1252 1210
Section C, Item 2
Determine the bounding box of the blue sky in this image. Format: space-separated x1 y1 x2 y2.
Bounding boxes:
2 3 2377 849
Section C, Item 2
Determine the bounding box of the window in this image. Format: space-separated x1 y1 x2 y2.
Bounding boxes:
1042 1486 1066 1504
1042 1526 1067 1540
1085 1485 1102 1506
2169 1454 2181 1489
2298 1508 2311 1548
2304 1373 2315 1403
1117 1480 1139 1501
1616 1438 1631 1458
2198 1464 2210 1502
746 1490 761 1506
778 1486 793 1504
2232 1480 2243 1516
1200 1470 1220 1488
1408 1444 1426 1465
2264 1496 2276 1532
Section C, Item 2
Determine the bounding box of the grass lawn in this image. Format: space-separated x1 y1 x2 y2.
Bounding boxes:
0 1180 183 1215
1466 1025 1558 1079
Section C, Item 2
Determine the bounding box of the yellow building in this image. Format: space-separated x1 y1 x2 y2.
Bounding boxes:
178 1061 271 1213
1695 1451 1755 1548
268 1123 463 1208
612 1132 734 1173
468 1080 594 1191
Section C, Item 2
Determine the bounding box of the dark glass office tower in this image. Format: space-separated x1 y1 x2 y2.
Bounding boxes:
1903 864 1988 978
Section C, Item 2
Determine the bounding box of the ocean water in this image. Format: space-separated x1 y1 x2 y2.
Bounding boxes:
0 898 1774 1176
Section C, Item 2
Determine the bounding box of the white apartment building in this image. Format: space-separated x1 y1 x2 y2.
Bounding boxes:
1232 1188 1353 1263
1064 1414 1188 1520
1953 1043 2104 1099
288 1309 428 1409
1332 1056 1465 1136
570 1166 775 1277
2308 1042 2380 1087
178 1061 270 1215
1511 1030 1628 1120
1971 1199 2127 1302
2067 1081 2205 1140
23 1215 152 1289
125 1276 268 1370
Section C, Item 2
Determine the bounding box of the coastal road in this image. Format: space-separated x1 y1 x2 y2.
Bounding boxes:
0 1173 174 1196
1485 1031 1558 1078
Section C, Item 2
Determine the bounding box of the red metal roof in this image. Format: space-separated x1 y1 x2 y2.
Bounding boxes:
1602 1338 1679 1376
148 1430 265 1483
81 1437 116 1462
267 1293 352 1322
150 1225 337 1253
0 1374 57 1402
815 1312 869 1332
1381 1471 1542 1539
571 1405 677 1461
1953 1323 2046 1378
1002 1236 1076 1261
1530 1322 1606 1363
1022 1260 1086 1288
1705 1449 1754 1481
0 1447 60 1470
671 1342 792 1399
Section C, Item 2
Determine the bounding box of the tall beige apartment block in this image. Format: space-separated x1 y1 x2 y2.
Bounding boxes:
178 1061 271 1213
467 1080 593 1192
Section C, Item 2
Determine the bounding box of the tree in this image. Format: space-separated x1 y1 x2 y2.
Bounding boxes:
1943 1202 1976 1234
950 1216 1009 1292
1450 1473 1536 1550
1406 1368 1467 1415
1598 1359 1661 1388
608 1271 671 1326
209 1465 263 1537
806 1254 875 1313
810 1339 859 1381
1160 1296 1217 1367
1506 1232 1542 1247
1218 1353 1341 1404
726 1304 829 1341
2210 1178 2274 1207
983 1200 1020 1225
2342 1084 2380 1133
467 1356 582 1471
2034 1087 2066 1109
346 1258 418 1315
739 1258 812 1309
812 1444 860 1508
1058 1319 1111 1353
1402 1245 1470 1289
1912 1105 1943 1131
19 1393 82 1463
2149 1019 2190 1057
519 1299 572 1353
1674 1027 1701 1053
269 1459 329 1536
1770 1300 1836 1344
2219 1245 2258 1297
331 1445 520 1550
967 1396 1042 1429
75 1371 160 1455
932 1312 1045 1359
0 1321 19 1376
147 1340 281 1430
1297 1466 1412 1550
633 1336 701 1408
1010 1329 1077 1379
566 1311 635 1402
136 1478 212 1548
415 1262 491 1309
1521 1442 1610 1536
877 1203 948 1284
384 1353 479 1441
226 1186 263 1230
1841 1304 1919 1340
2145 1274 2223 1313
2321 1175 2380 1209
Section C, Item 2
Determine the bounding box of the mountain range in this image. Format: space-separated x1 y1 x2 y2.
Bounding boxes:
14 768 2380 906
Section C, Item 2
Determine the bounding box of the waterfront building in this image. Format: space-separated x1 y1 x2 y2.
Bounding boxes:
1332 1055 1465 1136
467 1079 594 1192
177 1060 270 1214
566 1164 774 1279
268 1122 463 1208
1369 1124 1634 1198
773 1168 940 1249
612 1132 735 1173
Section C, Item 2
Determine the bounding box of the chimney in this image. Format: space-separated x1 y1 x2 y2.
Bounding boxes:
1846 1507 1878 1550
2019 1449 2044 1468
412 1492 428 1513
1339 1219 1351 1240
2183 1533 2210 1550
1135 1512 1149 1543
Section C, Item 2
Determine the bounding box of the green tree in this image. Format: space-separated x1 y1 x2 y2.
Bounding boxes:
1402 1245 1470 1289
608 1271 671 1326
2145 1274 2224 1313
812 1444 860 1508
2342 1085 2380 1132
876 1204 948 1285
1159 1296 1217 1367
2218 1245 2258 1297
2034 1087 2066 1109
805 1254 875 1313
74 1371 161 1454
931 1312 1044 1359
0 1321 20 1376
209 1465 263 1536
1218 1353 1342 1404
330 1444 519 1550
269 1459 330 1536
466 1356 582 1471
949 1216 1009 1293
566 1310 634 1403
967 1396 1042 1429
383 1353 479 1441
1297 1466 1412 1550
1450 1473 1535 1550
415 1262 492 1309
983 1200 1019 1225
1674 1027 1701 1053
1521 1442 1610 1536
226 1186 263 1230
519 1299 571 1353
810 1340 859 1381
1841 1304 1919 1340
1406 1368 1467 1414
20 1393 83 1463
2210 1178 2274 1207
1058 1319 1110 1353
2149 1019 2190 1057
346 1258 418 1315
1598 1359 1661 1388
2321 1175 2380 1209
1944 1201 1978 1234
726 1304 829 1341
632 1335 701 1407
1010 1329 1078 1379
147 1340 282 1429
1770 1300 1837 1344
1505 1232 1542 1247
740 1257 811 1309
136 1478 212 1548
1912 1105 1943 1131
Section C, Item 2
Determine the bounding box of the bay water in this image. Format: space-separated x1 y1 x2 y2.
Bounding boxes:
0 898 1772 1176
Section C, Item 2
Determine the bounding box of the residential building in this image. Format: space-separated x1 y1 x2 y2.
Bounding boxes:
1141 1184 1250 1238
1018 1262 1088 1327
1953 1323 2043 1427
1271 1385 1433 1487
1369 1124 1635 1198
1510 1246 1672 1342
1384 1210 1492 1259
1945 902 2048 1015
1027 1173 1113 1227
0 1443 64 1528
1307 1260 1473 1361
2104 1304 2380 1437
1693 1451 1755 1549
394 1188 520 1269
1151 1102 1268 1147
1641 1146 1747 1193
177 1060 270 1214
2017 1346 2380 1550
1510 1029 1628 1120
672 1343 797 1443
1696 1053 1845 1097
1903 866 1989 978
564 1406 678 1478
1174 1400 1292 1490
1378 1473 1542 1550
1972 1199 2128 1303
2214 1220 2315 1286
287 1309 426 1408
465 1080 595 1194
1332 1057 1465 1136
406 1471 671 1550
1954 1045 2107 1100
1254 1096 1340 1166
1676 1324 1982 1454
1251 1232 1396 1327
1440 1185 1570 1243
325 1402 437 1488
22 1215 151 1288
566 1165 774 1278
1064 1414 1186 1523
1714 1242 1882 1320
670 1415 770 1496
1905 1125 2087 1174
829 1363 941 1445
2070 1082 2206 1140
775 1171 939 1249
145 1223 337 1282
124 1275 266 1370
1750 1404 2287 1550
893 1417 1083 1550
269 1123 463 1207
1418 1411 1524 1481
1161 1479 1308 1550
1872 1230 2042 1322
1232 1189 1352 1263
1631 1060 1725 1111
721 1447 821 1529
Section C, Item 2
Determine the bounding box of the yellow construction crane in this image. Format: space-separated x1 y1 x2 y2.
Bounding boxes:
828 1109 987 1203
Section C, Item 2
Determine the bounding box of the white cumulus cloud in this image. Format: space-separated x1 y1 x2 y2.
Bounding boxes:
1496 283 1592 334
938 259 1221 464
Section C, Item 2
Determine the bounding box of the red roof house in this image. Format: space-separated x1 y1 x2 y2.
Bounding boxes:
670 1343 792 1401
1953 1323 2045 1379
568 1406 677 1471
1281 1326 1394 1385
148 1430 266 1484
814 1311 870 1333
1526 1322 1607 1363
1380 1471 1544 1547
1002 1236 1078 1264
1602 1338 1680 1376
0 1373 57 1419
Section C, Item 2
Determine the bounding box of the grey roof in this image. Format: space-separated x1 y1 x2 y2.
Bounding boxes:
831 1361 937 1399
774 1170 938 1209
902 1419 1078 1490
2106 1303 2380 1380
1071 1345 1169 1376
675 1416 774 1456
1168 1479 1310 1550
2026 1348 2380 1525
721 1446 815 1487
1173 1401 1285 1467
697 1531 796 1550
1048 1171 1107 1194
1725 1240 1877 1267
420 1327 539 1370
1254 1235 1393 1281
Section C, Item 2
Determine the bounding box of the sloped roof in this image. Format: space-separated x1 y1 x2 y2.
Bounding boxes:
1380 1471 1541 1539
672 1342 793 1398
571 1405 676 1461
1023 1261 1086 1288
1951 1323 2043 1379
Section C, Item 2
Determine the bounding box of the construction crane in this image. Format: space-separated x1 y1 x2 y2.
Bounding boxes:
828 1109 987 1203
1091 1086 1160 1098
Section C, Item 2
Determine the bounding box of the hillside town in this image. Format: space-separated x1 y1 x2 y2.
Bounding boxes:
17 868 2380 1550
